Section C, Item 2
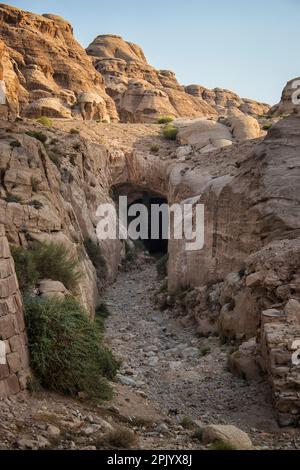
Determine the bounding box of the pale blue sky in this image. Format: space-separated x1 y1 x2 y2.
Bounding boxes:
3 0 300 104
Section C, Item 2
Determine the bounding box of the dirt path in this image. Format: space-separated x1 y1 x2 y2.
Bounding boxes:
105 260 300 450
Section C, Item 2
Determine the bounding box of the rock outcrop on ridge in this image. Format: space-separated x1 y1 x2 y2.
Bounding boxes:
269 77 300 117
87 35 270 123
0 4 118 122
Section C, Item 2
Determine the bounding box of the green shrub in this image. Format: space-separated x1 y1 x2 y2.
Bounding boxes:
263 123 273 130
12 242 81 293
209 440 236 451
157 115 174 124
84 238 107 278
95 303 111 319
199 347 211 357
10 140 21 148
11 246 38 292
26 131 47 144
5 193 22 204
70 128 80 135
24 297 118 399
163 124 178 141
36 116 53 127
156 254 169 278
150 144 160 153
32 242 81 291
48 150 61 167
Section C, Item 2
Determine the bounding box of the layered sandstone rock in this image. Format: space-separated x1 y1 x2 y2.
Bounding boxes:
185 84 270 117
87 35 269 123
0 224 30 398
0 4 118 121
270 77 300 117
0 39 20 120
165 116 300 421
0 120 123 314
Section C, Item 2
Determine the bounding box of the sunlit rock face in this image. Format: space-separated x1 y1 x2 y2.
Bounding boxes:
87 35 269 123
0 4 118 122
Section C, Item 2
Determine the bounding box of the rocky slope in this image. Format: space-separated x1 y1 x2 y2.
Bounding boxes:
87 35 270 123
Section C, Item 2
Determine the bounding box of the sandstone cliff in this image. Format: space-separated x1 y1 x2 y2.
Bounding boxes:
87 35 270 123
0 4 118 121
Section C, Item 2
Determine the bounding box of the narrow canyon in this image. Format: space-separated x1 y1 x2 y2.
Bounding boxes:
0 3 300 452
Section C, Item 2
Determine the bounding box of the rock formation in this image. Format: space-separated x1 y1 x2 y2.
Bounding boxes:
0 4 118 122
0 224 30 397
0 1 299 434
270 77 300 116
87 35 270 123
185 84 270 117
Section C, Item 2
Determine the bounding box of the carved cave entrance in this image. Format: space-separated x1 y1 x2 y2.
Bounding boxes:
113 185 168 255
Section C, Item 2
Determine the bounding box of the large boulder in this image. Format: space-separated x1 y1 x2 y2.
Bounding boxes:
24 98 72 119
173 118 233 151
223 112 262 141
38 280 68 300
202 424 254 450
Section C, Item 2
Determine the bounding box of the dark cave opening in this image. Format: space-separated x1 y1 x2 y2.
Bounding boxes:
113 186 169 256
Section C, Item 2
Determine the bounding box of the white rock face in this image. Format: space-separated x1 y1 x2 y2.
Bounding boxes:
174 118 233 150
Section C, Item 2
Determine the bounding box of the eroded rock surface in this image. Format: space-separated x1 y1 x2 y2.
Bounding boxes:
0 4 118 121
87 35 269 123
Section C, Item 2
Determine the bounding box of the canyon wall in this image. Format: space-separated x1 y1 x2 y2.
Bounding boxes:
0 4 118 122
0 224 30 398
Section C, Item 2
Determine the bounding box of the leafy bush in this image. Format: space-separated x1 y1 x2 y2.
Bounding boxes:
263 123 273 130
95 303 111 319
150 144 160 153
48 150 61 167
5 193 22 204
157 115 174 124
209 440 236 451
26 131 47 144
70 128 80 135
36 116 53 127
32 242 81 291
199 347 211 357
10 140 21 148
24 297 118 399
84 238 107 278
11 246 38 292
163 124 178 141
156 254 169 278
12 242 81 293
